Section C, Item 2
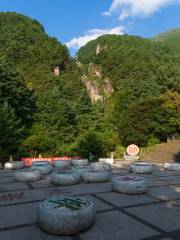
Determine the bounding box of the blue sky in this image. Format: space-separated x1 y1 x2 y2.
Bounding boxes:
0 0 180 55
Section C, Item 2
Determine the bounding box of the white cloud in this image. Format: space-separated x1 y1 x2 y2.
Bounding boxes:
101 11 112 17
104 0 180 20
65 26 124 50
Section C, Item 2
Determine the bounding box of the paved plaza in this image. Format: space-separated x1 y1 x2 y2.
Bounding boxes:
0 164 180 240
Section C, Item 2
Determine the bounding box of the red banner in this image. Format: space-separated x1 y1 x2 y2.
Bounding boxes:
21 156 81 166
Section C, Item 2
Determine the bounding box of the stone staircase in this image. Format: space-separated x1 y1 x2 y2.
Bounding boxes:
143 140 180 163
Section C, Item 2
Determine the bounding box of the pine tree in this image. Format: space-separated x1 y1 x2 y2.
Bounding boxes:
0 102 24 162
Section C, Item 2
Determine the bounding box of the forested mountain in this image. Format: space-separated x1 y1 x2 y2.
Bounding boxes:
153 28 180 44
0 12 93 161
77 32 180 147
0 12 69 89
0 12 179 161
152 28 180 61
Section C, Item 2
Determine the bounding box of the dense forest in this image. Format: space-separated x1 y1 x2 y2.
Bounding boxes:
77 32 180 149
0 12 179 162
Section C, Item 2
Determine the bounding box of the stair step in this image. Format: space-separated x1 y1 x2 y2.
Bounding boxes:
143 140 180 163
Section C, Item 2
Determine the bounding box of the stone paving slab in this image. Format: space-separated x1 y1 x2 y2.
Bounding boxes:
0 194 113 229
55 182 112 196
30 179 54 188
110 168 129 174
136 174 157 178
0 202 38 229
0 182 29 192
80 210 159 240
171 199 180 207
1 168 180 240
161 238 173 240
0 188 68 206
147 178 171 187
148 179 168 187
152 171 180 177
110 174 158 182
147 186 180 200
158 177 180 185
0 177 14 183
2 225 71 240
126 202 180 232
0 230 12 240
95 191 159 208
0 170 14 177
0 182 112 206
168 185 180 196
160 238 173 240
82 195 114 212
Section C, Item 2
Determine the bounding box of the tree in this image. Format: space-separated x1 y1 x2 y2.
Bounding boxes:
0 59 35 126
116 91 180 146
22 124 56 156
74 130 104 160
0 102 24 162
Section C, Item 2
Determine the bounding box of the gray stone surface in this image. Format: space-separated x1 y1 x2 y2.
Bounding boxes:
0 231 12 240
110 168 129 174
0 168 180 239
0 202 38 229
0 194 112 229
147 178 171 187
152 171 180 177
159 176 180 185
0 170 14 177
171 199 180 207
38 196 95 235
0 176 14 183
82 195 114 212
96 191 159 207
0 187 71 206
136 173 157 178
11 225 71 240
58 182 112 195
0 182 112 206
0 182 29 192
161 239 173 240
126 202 180 232
30 179 53 188
112 176 148 194
82 171 110 183
148 186 180 200
80 210 159 240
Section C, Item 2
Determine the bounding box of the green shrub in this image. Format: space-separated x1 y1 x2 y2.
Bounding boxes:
147 137 160 147
57 143 77 156
114 145 126 159
74 130 104 161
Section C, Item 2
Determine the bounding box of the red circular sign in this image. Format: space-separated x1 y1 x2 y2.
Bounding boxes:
127 144 139 156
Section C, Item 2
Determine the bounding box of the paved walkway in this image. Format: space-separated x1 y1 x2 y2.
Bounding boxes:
0 165 180 240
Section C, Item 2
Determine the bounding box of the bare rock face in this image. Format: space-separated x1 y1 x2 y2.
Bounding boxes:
96 43 107 55
82 63 113 103
96 43 101 55
82 74 104 102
